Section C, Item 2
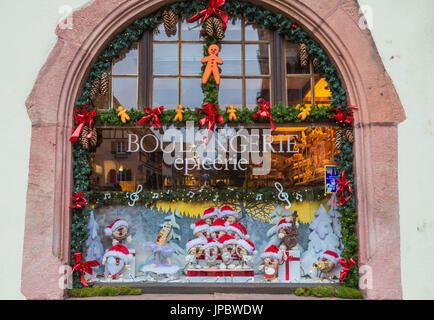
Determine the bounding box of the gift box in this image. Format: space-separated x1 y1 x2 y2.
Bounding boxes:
278 250 300 282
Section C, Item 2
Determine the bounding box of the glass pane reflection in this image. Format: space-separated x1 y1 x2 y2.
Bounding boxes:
154 22 178 41
285 42 309 74
245 44 269 75
286 78 312 105
153 78 178 109
112 77 138 110
220 44 242 75
181 44 203 75
246 78 270 109
154 44 179 75
245 23 271 41
181 78 204 108
219 78 242 106
112 46 138 75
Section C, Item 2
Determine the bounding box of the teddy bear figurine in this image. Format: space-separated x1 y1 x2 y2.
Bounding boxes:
218 234 238 270
235 239 256 269
202 238 220 269
258 245 283 282
104 219 132 246
185 238 206 269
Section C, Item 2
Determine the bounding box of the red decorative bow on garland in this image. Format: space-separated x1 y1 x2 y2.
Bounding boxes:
188 0 229 31
71 252 100 287
253 98 275 131
70 106 97 142
338 257 357 283
136 106 165 129
196 103 224 135
334 170 352 206
70 192 87 209
333 105 358 123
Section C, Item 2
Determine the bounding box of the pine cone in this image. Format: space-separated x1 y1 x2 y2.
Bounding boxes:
90 78 100 100
345 128 354 143
335 128 344 150
211 17 225 40
313 58 319 69
204 18 215 37
298 43 309 68
90 127 98 147
80 124 90 150
100 72 110 96
163 9 177 36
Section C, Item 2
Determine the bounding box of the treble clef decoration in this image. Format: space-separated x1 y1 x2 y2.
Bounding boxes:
274 182 292 209
128 185 143 207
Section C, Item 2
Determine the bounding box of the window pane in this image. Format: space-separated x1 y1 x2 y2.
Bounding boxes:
154 22 178 41
181 78 203 108
180 21 201 41
219 78 242 106
220 44 242 75
181 44 203 75
286 78 312 105
245 23 271 41
223 18 242 41
112 77 137 110
313 77 332 106
285 42 309 74
246 78 270 109
154 44 179 75
153 78 178 109
112 46 138 75
245 44 269 75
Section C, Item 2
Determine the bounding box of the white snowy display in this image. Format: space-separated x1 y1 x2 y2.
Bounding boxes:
85 211 104 276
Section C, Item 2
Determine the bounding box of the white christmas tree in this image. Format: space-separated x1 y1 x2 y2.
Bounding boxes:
300 202 342 278
163 206 186 266
85 211 104 276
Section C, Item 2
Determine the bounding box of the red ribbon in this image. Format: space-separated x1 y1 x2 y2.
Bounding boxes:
253 98 275 131
334 170 352 206
137 106 165 129
196 103 224 135
70 106 97 142
283 251 300 281
71 252 100 287
70 192 87 209
188 0 229 31
338 257 357 283
333 105 358 124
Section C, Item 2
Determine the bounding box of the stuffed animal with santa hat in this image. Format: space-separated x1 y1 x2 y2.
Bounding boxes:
202 207 219 226
185 238 206 269
218 234 238 269
202 238 220 269
102 244 133 281
276 212 299 255
209 218 227 240
226 222 249 240
258 244 282 282
190 219 209 239
313 250 340 281
235 239 256 269
219 205 239 225
104 219 132 246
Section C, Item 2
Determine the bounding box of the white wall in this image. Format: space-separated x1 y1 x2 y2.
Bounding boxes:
0 0 432 299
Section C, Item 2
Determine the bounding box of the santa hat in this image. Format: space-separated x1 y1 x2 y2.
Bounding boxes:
190 219 209 235
219 234 238 247
209 219 227 234
227 222 249 239
260 244 283 261
103 244 133 264
202 237 220 250
237 239 256 254
185 238 206 252
320 250 339 265
277 217 292 231
202 207 219 220
104 219 129 237
219 205 239 219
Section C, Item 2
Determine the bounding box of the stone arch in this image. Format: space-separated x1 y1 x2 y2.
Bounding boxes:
23 0 405 299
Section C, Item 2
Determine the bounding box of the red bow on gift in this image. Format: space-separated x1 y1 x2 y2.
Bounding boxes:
196 103 224 135
253 98 275 131
137 106 165 129
338 257 357 283
71 252 100 287
188 0 229 31
333 105 358 124
70 106 97 142
334 170 352 206
70 192 87 209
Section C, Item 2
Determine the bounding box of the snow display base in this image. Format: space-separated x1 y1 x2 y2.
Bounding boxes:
186 269 255 283
278 250 301 283
141 264 181 282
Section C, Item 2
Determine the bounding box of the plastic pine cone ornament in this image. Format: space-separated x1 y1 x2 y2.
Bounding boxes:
90 78 100 100
163 9 177 36
335 128 344 150
100 72 110 96
345 128 354 143
298 43 309 68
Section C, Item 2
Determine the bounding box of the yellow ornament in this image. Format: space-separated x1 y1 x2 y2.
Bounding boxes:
117 106 130 123
226 105 237 122
174 105 185 122
297 105 312 121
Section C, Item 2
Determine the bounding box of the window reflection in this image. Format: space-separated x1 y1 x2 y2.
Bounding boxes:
153 78 178 109
154 22 178 41
220 44 242 75
286 78 311 105
219 78 242 106
246 78 270 108
285 42 309 74
112 78 138 109
181 78 204 108
181 44 203 75
112 46 138 75
245 44 269 75
245 23 271 41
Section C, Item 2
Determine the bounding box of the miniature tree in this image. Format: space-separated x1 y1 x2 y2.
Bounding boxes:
85 211 104 276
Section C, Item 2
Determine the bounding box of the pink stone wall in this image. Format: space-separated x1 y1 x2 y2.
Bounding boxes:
22 0 405 299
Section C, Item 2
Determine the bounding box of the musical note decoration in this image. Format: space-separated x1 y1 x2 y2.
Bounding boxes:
274 182 292 209
295 193 303 202
255 193 263 201
103 193 111 200
128 185 143 207
152 193 159 200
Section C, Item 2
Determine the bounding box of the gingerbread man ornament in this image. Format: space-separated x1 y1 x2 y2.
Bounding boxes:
201 44 223 86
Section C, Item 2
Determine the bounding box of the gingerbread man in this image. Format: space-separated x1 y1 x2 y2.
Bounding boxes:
117 106 130 123
201 44 223 86
174 105 185 122
227 105 237 122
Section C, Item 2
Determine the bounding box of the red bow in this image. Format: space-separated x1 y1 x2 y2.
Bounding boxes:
196 103 224 135
338 257 357 283
188 0 229 31
70 192 87 209
137 106 165 129
333 105 358 123
334 170 352 206
71 252 100 287
253 98 275 131
70 106 97 142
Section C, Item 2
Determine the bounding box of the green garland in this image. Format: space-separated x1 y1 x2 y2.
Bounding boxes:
71 0 358 289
